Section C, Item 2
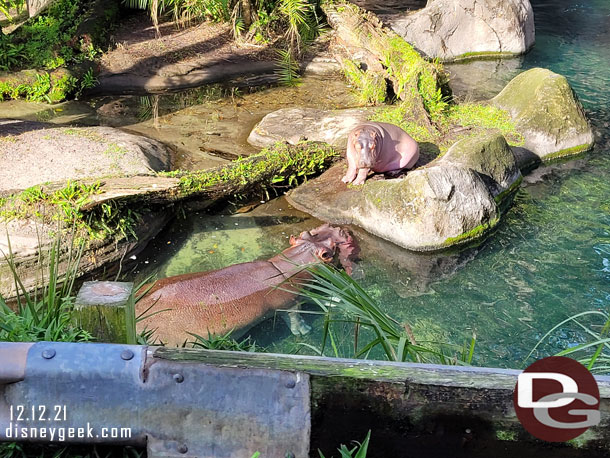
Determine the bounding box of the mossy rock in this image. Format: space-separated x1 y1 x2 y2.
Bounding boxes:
436 132 522 201
286 162 499 252
491 68 595 160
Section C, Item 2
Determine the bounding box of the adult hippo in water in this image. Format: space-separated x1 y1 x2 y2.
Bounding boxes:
136 224 358 346
342 121 419 185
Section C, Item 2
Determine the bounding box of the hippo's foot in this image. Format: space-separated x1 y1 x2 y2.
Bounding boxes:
283 310 312 336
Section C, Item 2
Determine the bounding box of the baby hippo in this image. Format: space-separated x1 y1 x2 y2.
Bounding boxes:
342 122 419 185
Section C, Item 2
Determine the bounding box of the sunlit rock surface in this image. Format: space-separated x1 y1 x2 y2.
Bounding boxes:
287 133 522 251
247 107 375 148
491 67 595 162
385 0 535 62
0 119 171 191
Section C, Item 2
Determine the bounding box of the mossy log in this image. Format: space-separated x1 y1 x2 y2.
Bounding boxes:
322 2 447 124
0 142 339 300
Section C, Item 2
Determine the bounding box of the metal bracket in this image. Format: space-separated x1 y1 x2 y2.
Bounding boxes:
0 342 310 457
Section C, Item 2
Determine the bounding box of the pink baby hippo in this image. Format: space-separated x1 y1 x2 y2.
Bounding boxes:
342 122 420 185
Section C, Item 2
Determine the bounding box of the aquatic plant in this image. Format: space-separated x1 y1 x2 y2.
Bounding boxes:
298 263 476 364
526 311 610 374
319 430 371 458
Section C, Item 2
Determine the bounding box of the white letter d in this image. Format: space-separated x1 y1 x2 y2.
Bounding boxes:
518 372 578 408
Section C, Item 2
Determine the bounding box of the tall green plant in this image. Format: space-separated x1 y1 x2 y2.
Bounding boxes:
526 311 610 373
0 231 92 343
297 263 476 364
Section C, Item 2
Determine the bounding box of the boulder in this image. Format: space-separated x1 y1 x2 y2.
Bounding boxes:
438 132 521 199
491 68 595 161
0 120 172 191
287 163 499 252
287 132 525 251
247 107 375 148
386 0 535 62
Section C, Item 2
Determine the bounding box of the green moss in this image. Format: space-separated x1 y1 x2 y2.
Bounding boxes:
0 142 338 243
371 104 437 143
442 217 499 247
162 141 339 196
495 430 518 441
342 58 387 105
539 142 594 161
443 103 524 146
494 175 522 207
451 51 519 62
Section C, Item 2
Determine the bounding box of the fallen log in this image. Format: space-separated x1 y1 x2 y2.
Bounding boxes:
0 142 340 300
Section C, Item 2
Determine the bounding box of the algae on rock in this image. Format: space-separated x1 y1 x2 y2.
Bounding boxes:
492 67 595 161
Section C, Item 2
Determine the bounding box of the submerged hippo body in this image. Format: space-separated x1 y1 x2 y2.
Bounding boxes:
342 122 420 185
136 224 358 346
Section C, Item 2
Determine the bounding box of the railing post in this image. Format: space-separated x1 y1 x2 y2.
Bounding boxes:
74 281 134 344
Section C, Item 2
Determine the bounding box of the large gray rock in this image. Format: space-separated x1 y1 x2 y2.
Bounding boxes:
287 132 522 251
387 0 535 62
247 107 374 148
438 132 521 199
0 120 172 191
287 163 499 252
491 68 595 162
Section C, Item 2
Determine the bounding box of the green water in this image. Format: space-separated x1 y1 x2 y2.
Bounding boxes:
134 0 610 368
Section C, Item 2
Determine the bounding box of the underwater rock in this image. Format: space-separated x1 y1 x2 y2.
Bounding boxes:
386 0 535 62
0 119 171 191
491 67 595 162
287 133 523 251
247 107 375 148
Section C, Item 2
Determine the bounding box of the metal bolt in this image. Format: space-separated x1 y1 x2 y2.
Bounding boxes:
178 444 188 454
121 350 134 361
42 349 56 360
173 373 184 383
285 379 296 389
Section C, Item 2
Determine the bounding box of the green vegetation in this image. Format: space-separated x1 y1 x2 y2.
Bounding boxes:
341 58 386 105
0 0 108 102
526 311 610 374
0 180 142 242
124 0 324 84
442 217 499 247
0 142 338 244
163 141 339 196
0 0 99 70
0 233 92 343
319 431 371 458
298 263 476 364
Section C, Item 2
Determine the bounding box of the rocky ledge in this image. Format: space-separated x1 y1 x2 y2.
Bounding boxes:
0 120 172 192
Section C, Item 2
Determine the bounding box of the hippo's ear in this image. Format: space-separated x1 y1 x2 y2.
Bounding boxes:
289 235 298 246
337 234 360 276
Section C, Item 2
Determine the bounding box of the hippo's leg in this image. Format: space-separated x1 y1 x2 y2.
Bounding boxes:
352 167 370 185
282 308 312 336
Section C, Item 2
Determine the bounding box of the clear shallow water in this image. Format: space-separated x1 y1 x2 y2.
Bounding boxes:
133 0 609 367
